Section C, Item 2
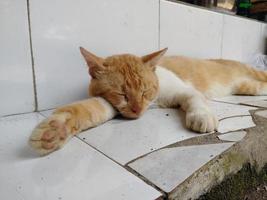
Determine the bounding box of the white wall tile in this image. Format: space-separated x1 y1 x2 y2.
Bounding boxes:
0 1 34 116
30 0 159 110
160 0 223 58
222 15 264 62
0 113 162 200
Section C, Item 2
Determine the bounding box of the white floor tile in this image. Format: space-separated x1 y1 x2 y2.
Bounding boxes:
213 95 267 105
218 131 247 142
78 108 202 165
218 116 255 133
129 143 234 192
30 0 159 110
255 110 267 118
39 109 54 117
241 100 267 108
0 0 34 116
160 0 223 58
0 113 162 200
39 101 256 165
209 101 257 120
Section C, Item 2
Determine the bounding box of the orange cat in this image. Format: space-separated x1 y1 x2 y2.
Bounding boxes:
29 47 267 155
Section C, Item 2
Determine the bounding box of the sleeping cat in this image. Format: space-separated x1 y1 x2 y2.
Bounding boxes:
29 47 267 155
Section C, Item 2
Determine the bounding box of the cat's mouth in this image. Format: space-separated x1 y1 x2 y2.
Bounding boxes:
119 108 145 119
121 113 142 119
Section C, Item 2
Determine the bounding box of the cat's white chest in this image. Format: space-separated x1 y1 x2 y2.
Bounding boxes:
155 66 194 107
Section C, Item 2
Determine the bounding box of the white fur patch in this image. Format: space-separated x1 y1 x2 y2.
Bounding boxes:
96 97 117 119
204 82 233 98
155 66 193 107
155 66 218 132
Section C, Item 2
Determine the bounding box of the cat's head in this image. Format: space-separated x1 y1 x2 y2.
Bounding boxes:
80 47 167 119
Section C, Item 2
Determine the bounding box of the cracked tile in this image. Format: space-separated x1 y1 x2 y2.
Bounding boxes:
218 131 247 142
213 95 267 105
241 100 267 108
38 101 256 167
209 101 257 120
0 113 162 200
128 143 234 193
218 116 255 133
78 108 201 165
255 110 267 118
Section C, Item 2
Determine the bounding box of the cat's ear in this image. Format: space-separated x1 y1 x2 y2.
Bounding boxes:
79 47 105 79
142 48 168 70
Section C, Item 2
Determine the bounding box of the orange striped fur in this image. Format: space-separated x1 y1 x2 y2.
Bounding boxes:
29 48 267 155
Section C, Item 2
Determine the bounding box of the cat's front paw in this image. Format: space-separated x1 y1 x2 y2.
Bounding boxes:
29 117 71 155
186 108 218 133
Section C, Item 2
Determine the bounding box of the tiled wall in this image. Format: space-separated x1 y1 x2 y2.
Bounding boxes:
30 0 159 110
0 1 35 117
160 1 224 58
221 15 264 62
0 0 266 116
160 0 266 60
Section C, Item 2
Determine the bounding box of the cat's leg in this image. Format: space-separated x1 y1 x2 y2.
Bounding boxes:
234 79 267 95
179 89 218 133
29 97 117 155
156 66 218 133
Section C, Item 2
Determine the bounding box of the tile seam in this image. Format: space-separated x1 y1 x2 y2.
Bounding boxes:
26 0 38 112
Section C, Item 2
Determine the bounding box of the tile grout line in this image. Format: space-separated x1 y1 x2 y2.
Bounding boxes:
125 133 227 166
75 136 166 197
240 102 267 108
0 110 40 119
124 165 167 197
0 109 53 119
38 108 56 113
26 0 38 112
212 99 260 106
38 112 48 118
217 129 247 135
218 114 252 121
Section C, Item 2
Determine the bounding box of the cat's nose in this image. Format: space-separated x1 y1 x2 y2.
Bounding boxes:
131 105 141 114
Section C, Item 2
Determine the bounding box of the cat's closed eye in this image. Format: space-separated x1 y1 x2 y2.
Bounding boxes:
142 89 153 99
117 93 128 101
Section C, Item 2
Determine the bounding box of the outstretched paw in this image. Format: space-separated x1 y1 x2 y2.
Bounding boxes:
186 108 218 133
29 117 71 155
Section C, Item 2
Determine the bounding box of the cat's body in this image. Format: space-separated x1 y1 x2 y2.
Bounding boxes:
29 48 267 155
160 56 267 98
